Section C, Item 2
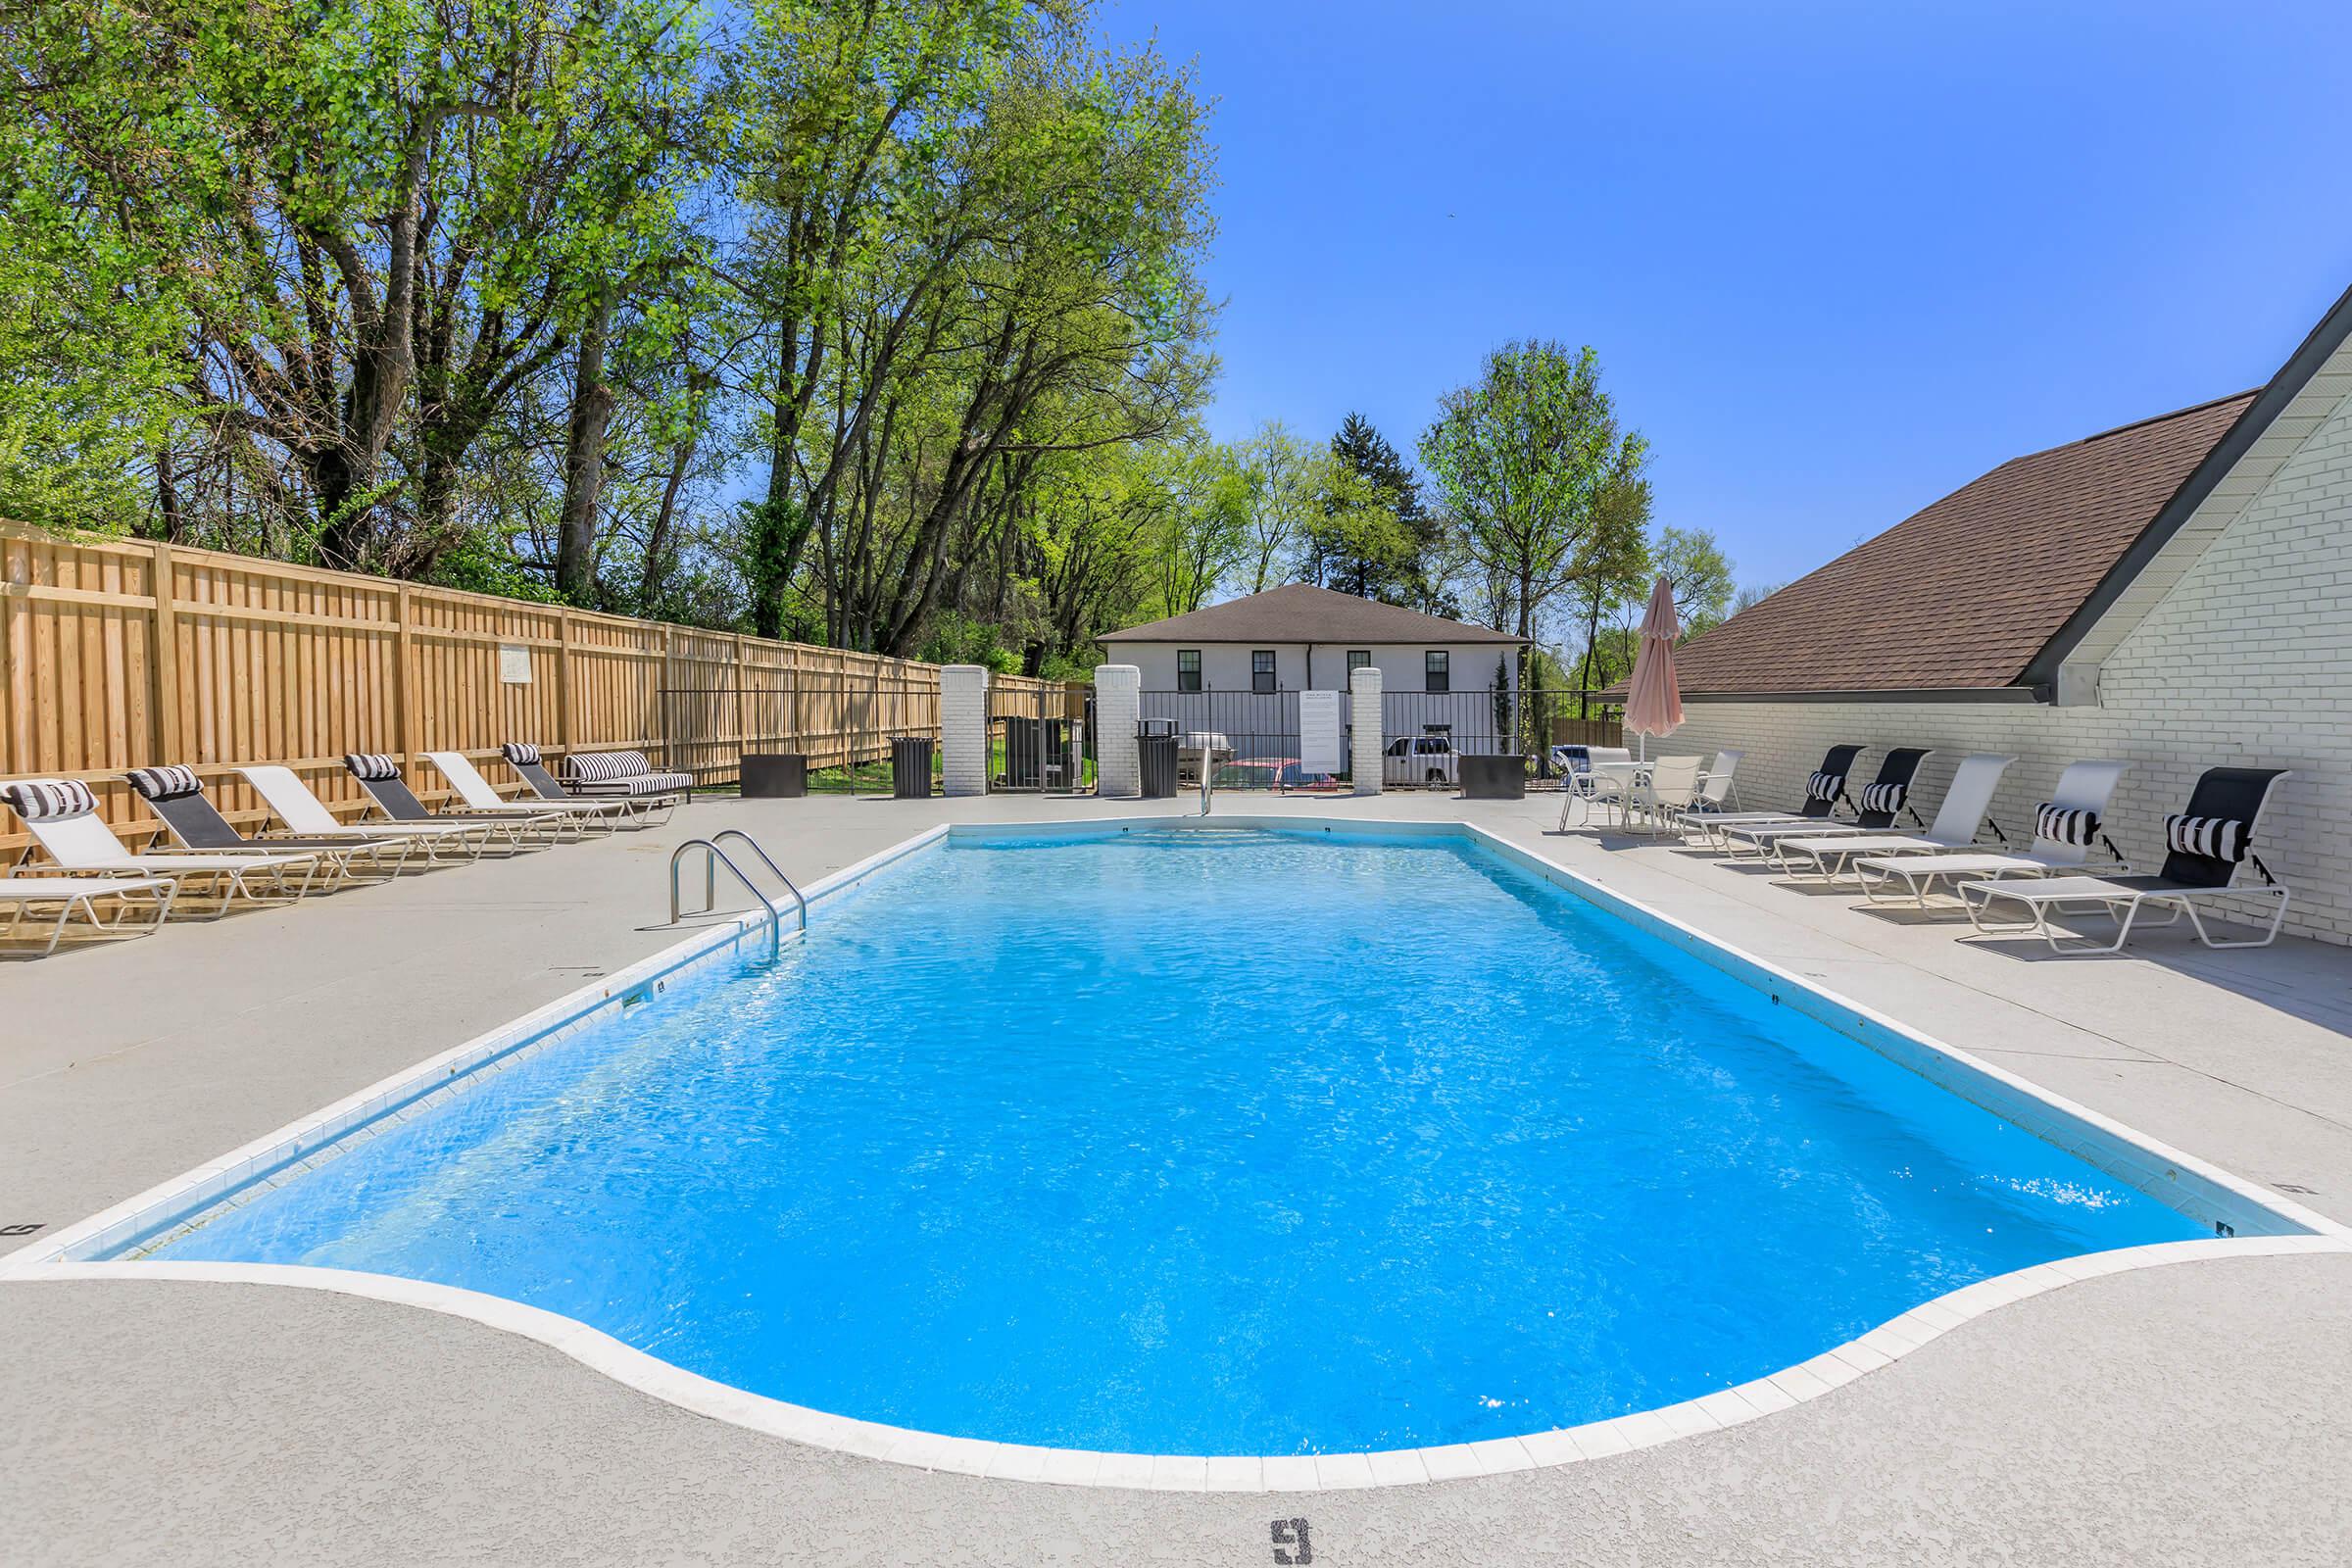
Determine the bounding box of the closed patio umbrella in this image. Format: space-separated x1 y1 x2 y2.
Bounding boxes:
1621 575 1684 761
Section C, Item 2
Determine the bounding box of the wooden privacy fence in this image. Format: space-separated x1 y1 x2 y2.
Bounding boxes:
1549 715 1627 751
0 520 1068 855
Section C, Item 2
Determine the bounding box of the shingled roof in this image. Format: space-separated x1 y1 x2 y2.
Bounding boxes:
1663 391 2259 698
1101 582 1524 645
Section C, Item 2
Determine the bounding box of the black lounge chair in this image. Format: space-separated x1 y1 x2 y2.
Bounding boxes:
1690 743 1866 847
1958 767 2293 952
343 754 553 854
1715 747 1935 858
125 765 416 884
502 743 684 828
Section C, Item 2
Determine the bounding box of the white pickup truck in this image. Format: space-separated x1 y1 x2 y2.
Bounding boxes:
1382 735 1458 786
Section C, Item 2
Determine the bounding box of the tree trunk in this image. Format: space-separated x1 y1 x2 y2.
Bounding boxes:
556 301 614 604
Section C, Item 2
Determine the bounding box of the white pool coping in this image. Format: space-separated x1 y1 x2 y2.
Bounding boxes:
7 812 2347 1494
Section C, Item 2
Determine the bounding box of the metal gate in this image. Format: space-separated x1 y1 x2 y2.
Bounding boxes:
1135 690 1350 791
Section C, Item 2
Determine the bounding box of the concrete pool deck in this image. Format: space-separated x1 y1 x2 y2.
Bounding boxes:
4 788 2350 1564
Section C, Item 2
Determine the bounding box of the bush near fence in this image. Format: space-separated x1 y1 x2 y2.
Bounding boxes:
0 520 1065 855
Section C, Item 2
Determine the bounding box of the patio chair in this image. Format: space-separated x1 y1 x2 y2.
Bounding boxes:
1 778 320 913
1851 760 2129 908
426 751 632 834
1628 755 1706 836
1684 750 1744 817
1556 746 1637 830
0 874 177 957
1957 768 2293 953
1689 744 1866 847
1772 753 2017 881
125 764 416 885
1712 748 1935 858
237 765 499 862
343 754 555 853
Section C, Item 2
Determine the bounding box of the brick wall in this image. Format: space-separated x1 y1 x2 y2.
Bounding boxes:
1667 387 2352 945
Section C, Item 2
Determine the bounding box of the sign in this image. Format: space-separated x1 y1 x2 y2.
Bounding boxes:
499 643 533 685
1298 689 1343 775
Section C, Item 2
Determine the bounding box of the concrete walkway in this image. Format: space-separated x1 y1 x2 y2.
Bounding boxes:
4 788 2349 1565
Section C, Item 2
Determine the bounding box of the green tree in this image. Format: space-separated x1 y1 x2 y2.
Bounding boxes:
1419 340 1651 715
1304 413 1451 609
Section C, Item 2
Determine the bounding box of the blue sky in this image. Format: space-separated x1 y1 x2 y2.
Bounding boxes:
1101 0 2352 593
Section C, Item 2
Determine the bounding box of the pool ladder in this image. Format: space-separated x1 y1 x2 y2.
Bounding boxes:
669 830 807 966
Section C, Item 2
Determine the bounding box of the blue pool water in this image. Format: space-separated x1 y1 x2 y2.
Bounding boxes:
155 827 2201 1454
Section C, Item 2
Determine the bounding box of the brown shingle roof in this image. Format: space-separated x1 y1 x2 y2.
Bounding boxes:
1664 391 2258 696
1101 582 1524 645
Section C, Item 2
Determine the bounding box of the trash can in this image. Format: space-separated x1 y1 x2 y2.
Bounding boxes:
1138 718 1179 799
1460 754 1528 801
739 753 808 799
890 736 935 799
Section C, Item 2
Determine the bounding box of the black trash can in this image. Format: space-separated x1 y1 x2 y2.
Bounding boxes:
1460 753 1528 801
1138 718 1179 799
890 736 935 799
740 753 808 799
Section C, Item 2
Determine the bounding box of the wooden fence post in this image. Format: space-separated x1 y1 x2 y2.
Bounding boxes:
149 542 180 764
556 609 574 755
393 583 415 772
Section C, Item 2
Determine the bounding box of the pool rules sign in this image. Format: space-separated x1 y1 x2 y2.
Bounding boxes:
1298 691 1343 778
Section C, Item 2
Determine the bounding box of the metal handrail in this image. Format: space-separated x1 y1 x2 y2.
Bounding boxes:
668 837 791 966
1193 732 1213 816
709 828 808 934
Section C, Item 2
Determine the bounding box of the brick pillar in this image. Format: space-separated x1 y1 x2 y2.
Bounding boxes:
1350 666 1382 796
941 664 990 797
1094 664 1142 798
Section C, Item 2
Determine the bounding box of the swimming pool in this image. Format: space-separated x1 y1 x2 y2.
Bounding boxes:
125 822 2232 1457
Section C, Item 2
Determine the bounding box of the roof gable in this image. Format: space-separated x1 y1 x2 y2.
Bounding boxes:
1101 582 1525 645
1669 391 2256 697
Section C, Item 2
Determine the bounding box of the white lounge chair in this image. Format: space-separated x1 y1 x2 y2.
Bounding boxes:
237 765 496 862
1 779 320 912
427 752 633 833
1959 767 2292 952
1714 748 1934 858
1853 760 2128 908
0 874 178 957
1773 753 2017 881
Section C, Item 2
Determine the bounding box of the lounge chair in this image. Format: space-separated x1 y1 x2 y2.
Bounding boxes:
125 764 417 884
1709 747 1928 856
237 764 498 862
1 778 320 912
426 751 632 833
1689 744 1865 847
1851 760 2129 908
1958 767 2293 952
502 744 686 827
343 754 557 852
0 874 177 957
1772 753 2017 881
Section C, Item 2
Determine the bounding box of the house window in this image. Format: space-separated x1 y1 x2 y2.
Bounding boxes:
1177 649 1201 693
1346 649 1372 675
1251 649 1277 694
1424 650 1449 693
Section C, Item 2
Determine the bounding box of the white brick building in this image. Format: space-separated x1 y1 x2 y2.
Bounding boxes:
1645 284 2352 945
